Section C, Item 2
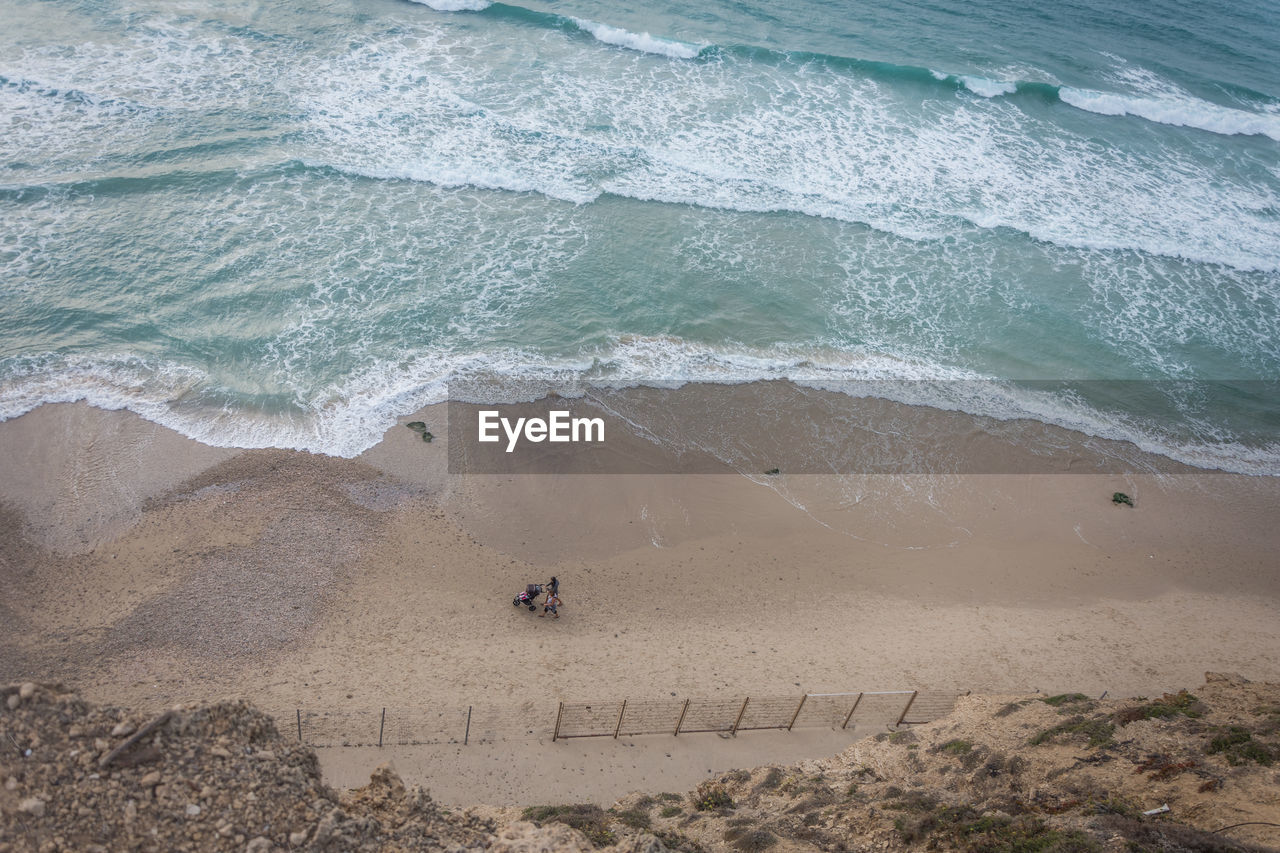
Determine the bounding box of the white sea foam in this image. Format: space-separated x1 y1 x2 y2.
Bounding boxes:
958 75 1016 98
568 17 705 60
406 0 492 11
1060 87 1280 141
1068 55 1280 141
8 12 1278 273
284 23 1280 272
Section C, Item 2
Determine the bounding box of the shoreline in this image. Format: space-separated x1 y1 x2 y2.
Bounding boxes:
2 400 1279 802
3 377 1277 476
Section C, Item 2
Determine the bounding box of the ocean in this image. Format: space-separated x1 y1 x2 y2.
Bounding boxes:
2 0 1278 471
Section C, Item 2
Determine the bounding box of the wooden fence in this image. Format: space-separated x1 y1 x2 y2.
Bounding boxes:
282 689 961 748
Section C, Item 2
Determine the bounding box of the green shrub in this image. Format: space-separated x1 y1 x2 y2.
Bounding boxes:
1029 716 1115 748
693 782 735 811
1088 796 1141 819
897 808 1102 852
612 807 651 830
1208 726 1275 766
652 829 707 853
1113 691 1204 725
521 804 617 847
884 791 940 813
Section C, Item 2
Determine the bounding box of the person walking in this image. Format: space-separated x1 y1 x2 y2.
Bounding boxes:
541 590 562 619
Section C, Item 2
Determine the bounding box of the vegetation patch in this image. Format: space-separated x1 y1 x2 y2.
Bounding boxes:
1133 753 1197 780
521 804 617 847
660 805 684 818
1207 726 1275 766
940 739 974 755
693 782 735 811
1041 693 1091 708
883 790 940 813
723 827 777 852
1087 796 1141 819
610 806 652 830
1099 815 1275 853
777 774 834 799
652 829 707 853
897 807 1101 852
1112 491 1134 507
972 752 1026 778
892 803 977 845
994 700 1031 718
1113 690 1204 726
1029 716 1115 748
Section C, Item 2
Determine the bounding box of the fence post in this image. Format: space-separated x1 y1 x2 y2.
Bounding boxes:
553 702 564 742
674 699 690 736
465 706 472 745
841 693 864 730
895 691 918 728
732 696 747 732
296 709 302 742
787 694 808 731
612 700 627 739
379 708 386 748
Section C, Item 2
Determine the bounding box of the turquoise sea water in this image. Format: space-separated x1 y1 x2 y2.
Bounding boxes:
1 0 1278 468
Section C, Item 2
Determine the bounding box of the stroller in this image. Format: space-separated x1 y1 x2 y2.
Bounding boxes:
512 583 543 611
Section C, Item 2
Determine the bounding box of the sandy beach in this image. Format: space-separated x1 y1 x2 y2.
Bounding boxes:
2 396 1279 804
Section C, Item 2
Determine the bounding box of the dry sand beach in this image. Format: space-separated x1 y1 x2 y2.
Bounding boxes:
2 397 1279 804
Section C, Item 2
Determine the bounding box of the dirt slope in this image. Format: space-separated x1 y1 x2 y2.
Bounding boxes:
3 673 1279 852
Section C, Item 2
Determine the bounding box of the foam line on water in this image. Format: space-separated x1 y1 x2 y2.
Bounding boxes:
396 0 1280 141
7 11 1278 271
405 0 493 11
290 22 1280 272
3 343 1278 475
958 76 1017 98
567 17 706 60
1059 87 1280 141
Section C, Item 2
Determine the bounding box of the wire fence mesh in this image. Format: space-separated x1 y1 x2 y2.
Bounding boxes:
617 699 687 737
280 689 960 748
